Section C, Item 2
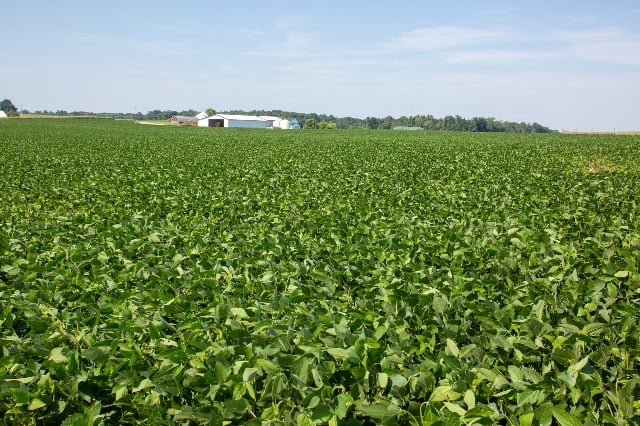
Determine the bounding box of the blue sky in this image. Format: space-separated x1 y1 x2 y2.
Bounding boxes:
3 1 640 130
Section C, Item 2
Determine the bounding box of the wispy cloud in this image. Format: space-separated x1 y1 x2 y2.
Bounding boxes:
244 14 315 57
237 28 269 38
553 27 640 65
382 26 505 52
376 25 640 67
63 31 189 56
445 49 561 64
274 14 311 31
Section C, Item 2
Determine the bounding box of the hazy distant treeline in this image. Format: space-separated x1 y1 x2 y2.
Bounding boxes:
24 108 555 133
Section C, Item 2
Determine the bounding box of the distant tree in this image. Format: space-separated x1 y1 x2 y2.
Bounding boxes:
205 108 215 116
471 117 487 132
1 99 19 116
365 117 380 129
303 118 316 129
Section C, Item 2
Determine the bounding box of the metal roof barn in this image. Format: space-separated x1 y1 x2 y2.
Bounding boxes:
198 114 267 128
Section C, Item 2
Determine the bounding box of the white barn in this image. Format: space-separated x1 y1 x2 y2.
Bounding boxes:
260 116 284 129
258 116 300 129
198 114 267 128
0 111 7 119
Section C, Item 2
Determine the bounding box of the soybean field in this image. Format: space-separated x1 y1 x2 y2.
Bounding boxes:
1 119 639 425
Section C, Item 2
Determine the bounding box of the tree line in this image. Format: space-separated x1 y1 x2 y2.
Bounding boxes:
6 99 555 132
221 109 555 133
19 109 201 121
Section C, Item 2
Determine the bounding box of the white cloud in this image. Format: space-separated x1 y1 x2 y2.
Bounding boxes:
554 27 640 65
274 14 310 31
237 28 269 37
62 31 188 56
444 49 561 64
382 26 505 51
283 32 313 48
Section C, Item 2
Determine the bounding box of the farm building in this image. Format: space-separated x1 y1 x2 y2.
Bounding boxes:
0 111 7 119
280 117 300 129
393 126 424 131
260 116 284 129
170 116 198 125
195 111 208 120
260 116 300 129
198 114 267 128
197 113 300 129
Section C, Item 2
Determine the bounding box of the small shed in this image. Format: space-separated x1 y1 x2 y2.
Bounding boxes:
393 126 423 131
0 111 7 119
282 118 300 130
170 116 198 125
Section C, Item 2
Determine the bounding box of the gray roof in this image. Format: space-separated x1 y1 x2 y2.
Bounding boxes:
393 126 423 131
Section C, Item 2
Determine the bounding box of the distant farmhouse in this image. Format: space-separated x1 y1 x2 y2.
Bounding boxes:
197 113 300 129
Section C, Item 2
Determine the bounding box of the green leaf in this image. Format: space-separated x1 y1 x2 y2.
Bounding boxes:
517 389 546 407
430 385 461 402
389 374 408 389
551 407 581 426
567 355 590 376
49 347 69 364
614 270 629 278
28 398 47 410
230 307 249 319
334 394 353 419
535 402 554 426
1 264 21 276
60 414 87 426
446 338 459 357
255 358 279 375
85 401 102 426
464 389 476 409
326 347 358 362
378 372 389 389
132 378 154 393
113 384 128 401
443 401 467 417
358 400 400 419
223 398 250 418
519 412 535 426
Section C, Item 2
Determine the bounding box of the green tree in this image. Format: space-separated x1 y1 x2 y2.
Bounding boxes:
205 108 215 116
303 118 316 129
1 99 18 116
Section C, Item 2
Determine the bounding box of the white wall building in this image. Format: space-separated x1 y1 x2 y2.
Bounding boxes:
198 114 267 128
0 111 7 119
198 113 300 129
281 118 300 129
260 116 284 129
